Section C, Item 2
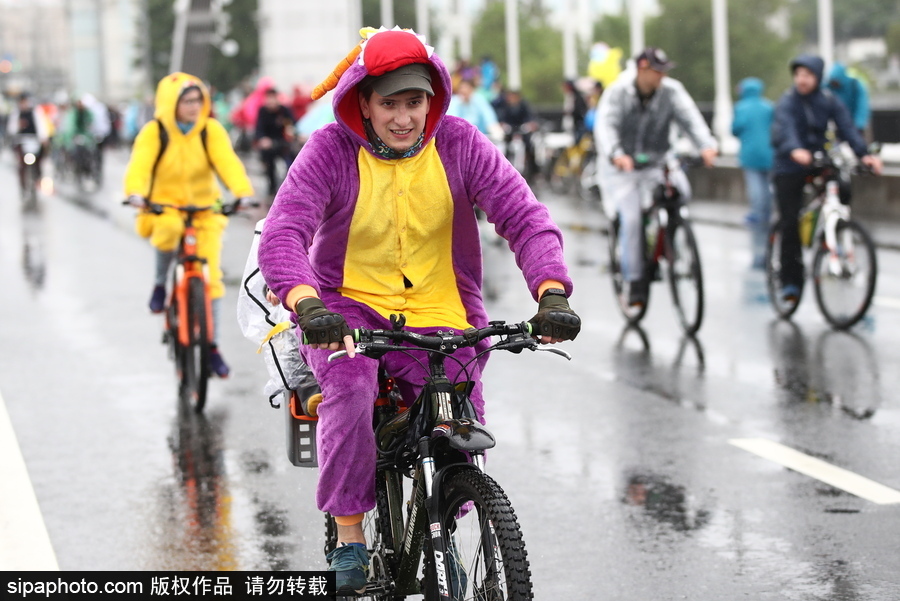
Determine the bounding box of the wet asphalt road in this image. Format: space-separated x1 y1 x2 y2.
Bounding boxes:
1 147 899 599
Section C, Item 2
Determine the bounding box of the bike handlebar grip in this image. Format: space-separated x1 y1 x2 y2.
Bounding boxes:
123 195 147 208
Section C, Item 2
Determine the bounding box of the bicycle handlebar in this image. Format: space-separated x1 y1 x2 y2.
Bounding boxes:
326 320 573 362
810 151 877 176
120 198 259 215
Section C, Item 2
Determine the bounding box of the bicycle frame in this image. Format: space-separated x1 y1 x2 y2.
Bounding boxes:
167 208 214 347
638 162 687 276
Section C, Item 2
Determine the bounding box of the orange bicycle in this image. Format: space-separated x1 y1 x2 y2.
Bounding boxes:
124 199 255 412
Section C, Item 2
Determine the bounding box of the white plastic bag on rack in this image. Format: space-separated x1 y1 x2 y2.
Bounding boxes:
237 218 319 407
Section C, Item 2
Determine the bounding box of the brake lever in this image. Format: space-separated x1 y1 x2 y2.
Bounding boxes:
534 346 572 360
494 337 537 354
327 350 348 362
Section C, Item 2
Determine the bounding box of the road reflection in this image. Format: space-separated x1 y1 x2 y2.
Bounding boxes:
20 201 46 290
612 323 706 411
159 403 238 570
150 399 300 571
767 320 881 419
622 470 712 533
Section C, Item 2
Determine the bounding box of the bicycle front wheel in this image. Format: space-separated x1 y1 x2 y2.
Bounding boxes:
182 276 210 412
607 217 649 324
666 219 704 335
812 219 877 330
423 468 533 601
765 219 804 319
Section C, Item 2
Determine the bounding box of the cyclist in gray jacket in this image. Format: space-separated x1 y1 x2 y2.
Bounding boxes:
594 47 717 306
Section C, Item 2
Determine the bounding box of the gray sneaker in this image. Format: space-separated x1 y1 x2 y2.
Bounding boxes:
326 543 369 595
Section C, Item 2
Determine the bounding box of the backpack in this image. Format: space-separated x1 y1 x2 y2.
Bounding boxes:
237 218 319 408
147 118 216 198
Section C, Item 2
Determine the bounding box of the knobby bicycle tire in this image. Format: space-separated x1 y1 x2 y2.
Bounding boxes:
765 219 804 319
607 217 650 324
666 219 704 335
422 468 533 601
183 276 210 413
811 219 877 330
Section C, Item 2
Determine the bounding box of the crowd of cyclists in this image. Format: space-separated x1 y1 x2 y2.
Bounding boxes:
2 23 890 590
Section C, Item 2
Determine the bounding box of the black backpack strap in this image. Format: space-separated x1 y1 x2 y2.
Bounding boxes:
148 119 217 199
147 118 169 200
199 124 220 180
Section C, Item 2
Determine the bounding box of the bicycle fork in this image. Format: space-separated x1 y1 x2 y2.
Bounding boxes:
822 182 853 276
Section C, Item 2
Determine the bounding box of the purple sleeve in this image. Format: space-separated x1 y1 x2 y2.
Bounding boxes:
257 125 347 307
440 119 573 300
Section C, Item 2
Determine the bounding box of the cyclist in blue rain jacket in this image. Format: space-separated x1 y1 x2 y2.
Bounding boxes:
771 54 882 303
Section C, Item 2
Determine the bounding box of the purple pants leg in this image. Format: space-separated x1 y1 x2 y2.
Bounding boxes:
300 329 484 518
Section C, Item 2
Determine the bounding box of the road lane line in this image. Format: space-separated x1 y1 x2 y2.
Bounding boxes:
730 438 900 505
0 388 60 570
874 296 900 310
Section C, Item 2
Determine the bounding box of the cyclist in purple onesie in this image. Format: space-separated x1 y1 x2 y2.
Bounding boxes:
257 27 580 593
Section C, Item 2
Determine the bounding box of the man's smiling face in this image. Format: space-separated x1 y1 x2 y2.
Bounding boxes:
359 89 431 153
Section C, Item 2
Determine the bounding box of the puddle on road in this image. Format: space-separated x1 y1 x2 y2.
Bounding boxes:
143 404 298 571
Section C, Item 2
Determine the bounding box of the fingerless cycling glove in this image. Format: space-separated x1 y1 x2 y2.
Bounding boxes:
529 288 581 340
295 297 352 345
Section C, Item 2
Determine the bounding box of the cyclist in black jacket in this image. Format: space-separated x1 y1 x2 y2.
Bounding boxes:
7 92 50 191
255 87 297 196
771 54 882 302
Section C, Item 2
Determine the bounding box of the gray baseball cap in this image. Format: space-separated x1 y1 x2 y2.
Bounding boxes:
636 47 675 72
368 63 434 97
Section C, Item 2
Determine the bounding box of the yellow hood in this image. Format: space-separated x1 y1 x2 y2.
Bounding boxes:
154 72 211 134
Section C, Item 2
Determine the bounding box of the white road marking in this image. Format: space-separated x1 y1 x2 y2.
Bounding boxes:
730 438 900 505
874 296 900 310
0 388 60 570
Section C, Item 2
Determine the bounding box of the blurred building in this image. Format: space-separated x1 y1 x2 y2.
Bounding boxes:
0 0 70 98
69 0 148 102
0 0 147 103
257 0 362 92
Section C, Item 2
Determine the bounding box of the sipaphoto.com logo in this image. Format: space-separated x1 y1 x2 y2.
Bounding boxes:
6 577 142 597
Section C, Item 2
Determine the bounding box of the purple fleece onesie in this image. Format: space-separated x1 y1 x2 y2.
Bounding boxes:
257 32 573 518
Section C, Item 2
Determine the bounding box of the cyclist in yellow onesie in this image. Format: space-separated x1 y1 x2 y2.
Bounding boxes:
124 72 255 377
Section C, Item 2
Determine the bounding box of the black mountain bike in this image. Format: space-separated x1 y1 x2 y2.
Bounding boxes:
607 156 704 335
322 315 570 600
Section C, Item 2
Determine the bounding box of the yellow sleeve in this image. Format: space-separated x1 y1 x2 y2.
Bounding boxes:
205 119 255 198
124 120 163 199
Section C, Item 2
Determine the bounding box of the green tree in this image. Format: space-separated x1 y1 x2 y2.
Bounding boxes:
139 0 259 93
361 0 418 30
888 22 900 58
591 0 798 102
790 0 900 43
142 0 176 88
470 0 564 106
593 12 630 54
207 0 259 92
